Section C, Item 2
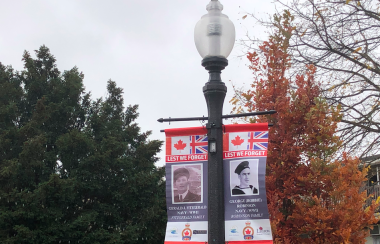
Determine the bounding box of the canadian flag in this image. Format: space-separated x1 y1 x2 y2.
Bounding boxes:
169 136 191 155
224 131 268 151
227 132 250 151
166 134 208 155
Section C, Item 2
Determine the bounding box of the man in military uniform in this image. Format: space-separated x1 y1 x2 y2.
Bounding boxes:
232 161 258 195
173 168 201 203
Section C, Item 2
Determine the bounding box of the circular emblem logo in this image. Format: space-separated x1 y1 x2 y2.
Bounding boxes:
243 221 254 240
182 223 192 241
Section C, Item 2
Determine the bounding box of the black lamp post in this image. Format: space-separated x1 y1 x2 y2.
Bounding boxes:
194 1 235 243
202 57 227 244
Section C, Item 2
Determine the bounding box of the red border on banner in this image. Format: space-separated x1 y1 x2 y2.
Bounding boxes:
165 242 273 244
164 126 208 137
166 154 208 163
166 137 172 155
224 123 269 133
228 241 273 244
164 123 269 137
164 242 205 244
223 133 229 151
224 150 267 158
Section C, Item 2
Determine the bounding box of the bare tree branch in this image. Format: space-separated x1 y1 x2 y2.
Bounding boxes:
246 0 380 158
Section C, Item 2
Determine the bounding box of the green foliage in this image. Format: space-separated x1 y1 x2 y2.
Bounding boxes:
0 46 166 244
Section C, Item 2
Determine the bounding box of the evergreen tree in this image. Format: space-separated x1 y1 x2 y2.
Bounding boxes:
0 46 166 244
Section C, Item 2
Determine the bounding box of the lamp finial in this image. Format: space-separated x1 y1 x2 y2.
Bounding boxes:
206 0 223 12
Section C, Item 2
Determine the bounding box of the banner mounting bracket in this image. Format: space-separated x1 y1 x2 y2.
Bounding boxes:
157 110 276 123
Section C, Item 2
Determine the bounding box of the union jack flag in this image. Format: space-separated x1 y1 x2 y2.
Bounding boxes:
247 131 268 150
190 135 208 154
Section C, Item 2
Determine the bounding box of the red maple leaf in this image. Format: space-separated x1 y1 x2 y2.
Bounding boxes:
245 228 251 235
174 140 186 151
231 136 244 146
184 230 190 236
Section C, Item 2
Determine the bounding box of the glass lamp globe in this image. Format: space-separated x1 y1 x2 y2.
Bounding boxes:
194 0 236 59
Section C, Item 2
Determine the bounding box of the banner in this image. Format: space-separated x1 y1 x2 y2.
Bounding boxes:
163 124 272 243
164 127 209 244
223 124 273 243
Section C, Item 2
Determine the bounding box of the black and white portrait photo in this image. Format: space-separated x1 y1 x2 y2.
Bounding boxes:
171 164 202 204
230 159 259 196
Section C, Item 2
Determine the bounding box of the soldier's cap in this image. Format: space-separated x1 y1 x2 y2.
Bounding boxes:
235 161 250 174
174 168 190 181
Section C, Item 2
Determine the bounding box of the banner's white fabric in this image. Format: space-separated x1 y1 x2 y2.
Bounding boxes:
165 221 208 242
225 219 272 241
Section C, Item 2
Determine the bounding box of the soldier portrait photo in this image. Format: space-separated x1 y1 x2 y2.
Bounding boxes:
171 164 202 204
230 160 259 196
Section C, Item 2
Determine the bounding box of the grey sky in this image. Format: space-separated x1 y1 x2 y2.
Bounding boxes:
0 0 276 166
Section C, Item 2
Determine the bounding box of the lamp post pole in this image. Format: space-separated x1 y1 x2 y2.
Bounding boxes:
202 57 228 244
194 1 235 243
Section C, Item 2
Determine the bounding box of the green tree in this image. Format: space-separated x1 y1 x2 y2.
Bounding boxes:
0 46 166 244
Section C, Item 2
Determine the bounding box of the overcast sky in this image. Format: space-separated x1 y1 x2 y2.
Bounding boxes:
0 0 277 166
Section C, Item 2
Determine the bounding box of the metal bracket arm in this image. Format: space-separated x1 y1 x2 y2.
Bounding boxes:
157 110 277 123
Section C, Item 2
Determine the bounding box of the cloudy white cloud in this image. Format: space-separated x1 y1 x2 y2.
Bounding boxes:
0 0 276 166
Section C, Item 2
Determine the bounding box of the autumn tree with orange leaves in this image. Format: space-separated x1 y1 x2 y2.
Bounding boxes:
230 11 379 243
